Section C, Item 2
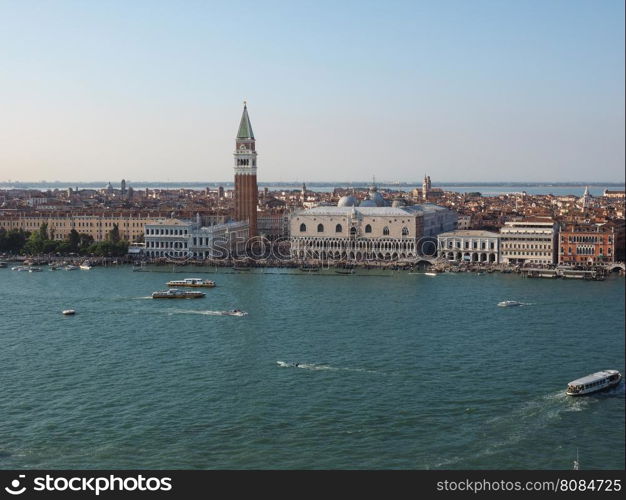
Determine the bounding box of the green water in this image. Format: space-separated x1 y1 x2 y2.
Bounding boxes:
0 266 623 469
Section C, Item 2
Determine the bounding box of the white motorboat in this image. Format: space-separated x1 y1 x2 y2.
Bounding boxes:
221 309 248 316
497 300 523 307
566 370 622 396
62 309 76 315
79 261 92 270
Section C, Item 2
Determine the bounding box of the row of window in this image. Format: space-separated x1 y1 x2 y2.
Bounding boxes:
146 228 188 236
560 246 611 255
562 235 612 244
502 251 551 256
147 241 187 249
300 223 410 236
502 243 551 250
444 241 496 250
236 159 255 166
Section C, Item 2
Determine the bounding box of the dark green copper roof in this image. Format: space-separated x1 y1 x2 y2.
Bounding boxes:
237 103 255 139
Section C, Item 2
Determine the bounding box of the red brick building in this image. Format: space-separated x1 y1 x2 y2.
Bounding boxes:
558 222 622 264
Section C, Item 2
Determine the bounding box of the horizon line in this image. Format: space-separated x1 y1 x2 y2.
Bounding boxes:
1 180 625 186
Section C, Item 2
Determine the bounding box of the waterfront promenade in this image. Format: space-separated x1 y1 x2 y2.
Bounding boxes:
3 253 624 278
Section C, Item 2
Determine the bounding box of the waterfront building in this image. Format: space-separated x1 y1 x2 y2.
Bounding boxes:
144 219 248 259
189 221 249 258
558 222 622 265
144 219 191 258
0 213 162 242
499 217 558 265
437 230 500 263
233 102 258 237
257 212 290 240
602 189 625 200
289 203 457 261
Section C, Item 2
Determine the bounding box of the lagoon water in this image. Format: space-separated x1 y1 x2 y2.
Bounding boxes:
0 266 623 469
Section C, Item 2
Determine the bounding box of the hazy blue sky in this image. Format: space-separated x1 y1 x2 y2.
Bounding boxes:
0 0 623 183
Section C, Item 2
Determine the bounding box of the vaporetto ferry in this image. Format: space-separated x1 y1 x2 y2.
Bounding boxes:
166 278 216 288
566 370 622 396
152 289 206 299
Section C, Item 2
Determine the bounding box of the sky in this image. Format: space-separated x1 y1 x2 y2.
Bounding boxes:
0 0 624 184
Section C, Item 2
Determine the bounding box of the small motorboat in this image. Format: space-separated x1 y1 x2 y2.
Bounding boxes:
62 309 76 315
497 300 523 307
222 309 248 316
28 267 43 272
424 272 438 276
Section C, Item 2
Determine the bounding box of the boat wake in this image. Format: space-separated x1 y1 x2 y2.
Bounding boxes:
276 360 381 374
167 309 248 317
429 390 594 469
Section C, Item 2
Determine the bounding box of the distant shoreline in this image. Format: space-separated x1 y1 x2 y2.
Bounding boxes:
1 181 624 189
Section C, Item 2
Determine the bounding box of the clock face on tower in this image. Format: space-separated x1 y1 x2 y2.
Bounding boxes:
239 144 247 150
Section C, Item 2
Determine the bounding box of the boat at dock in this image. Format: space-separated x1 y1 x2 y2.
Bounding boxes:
151 289 206 299
64 265 79 270
232 266 251 271
166 278 216 288
424 272 438 276
335 264 355 275
79 261 92 270
0 262 7 268
299 265 320 272
566 370 622 396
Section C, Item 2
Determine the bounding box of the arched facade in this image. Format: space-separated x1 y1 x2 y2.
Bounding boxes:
290 205 458 262
437 230 500 264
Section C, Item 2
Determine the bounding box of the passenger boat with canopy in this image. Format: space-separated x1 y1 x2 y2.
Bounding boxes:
566 370 622 396
166 278 216 288
152 289 206 299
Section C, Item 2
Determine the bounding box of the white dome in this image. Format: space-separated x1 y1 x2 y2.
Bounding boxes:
338 195 357 207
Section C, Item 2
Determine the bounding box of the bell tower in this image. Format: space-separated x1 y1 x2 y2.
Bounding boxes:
233 101 258 237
